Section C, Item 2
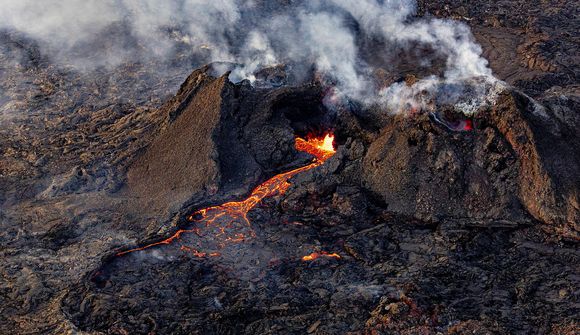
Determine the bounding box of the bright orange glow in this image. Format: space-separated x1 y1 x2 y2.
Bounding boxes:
302 251 341 261
295 133 335 161
117 133 336 258
320 134 335 152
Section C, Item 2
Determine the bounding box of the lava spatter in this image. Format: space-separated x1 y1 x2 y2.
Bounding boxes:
117 133 336 259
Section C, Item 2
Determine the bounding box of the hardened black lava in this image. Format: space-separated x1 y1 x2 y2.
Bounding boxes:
1 1 579 334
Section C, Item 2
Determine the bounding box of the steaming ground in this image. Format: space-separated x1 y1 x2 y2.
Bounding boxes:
0 0 579 334
0 0 498 111
1 0 576 115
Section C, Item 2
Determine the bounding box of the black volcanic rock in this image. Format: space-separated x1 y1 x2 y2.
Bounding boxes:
1 2 579 334
2 63 578 335
126 67 241 215
57 67 579 335
363 91 579 237
418 0 579 99
124 64 330 221
486 92 579 235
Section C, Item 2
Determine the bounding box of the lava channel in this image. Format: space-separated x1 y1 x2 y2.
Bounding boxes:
117 133 337 259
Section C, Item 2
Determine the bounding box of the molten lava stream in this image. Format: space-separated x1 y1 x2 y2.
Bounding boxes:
302 251 341 261
117 133 337 258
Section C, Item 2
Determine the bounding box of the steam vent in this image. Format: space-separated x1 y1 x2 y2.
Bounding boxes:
0 1 578 334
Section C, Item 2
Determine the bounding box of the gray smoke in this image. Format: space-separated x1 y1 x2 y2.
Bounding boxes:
0 0 499 113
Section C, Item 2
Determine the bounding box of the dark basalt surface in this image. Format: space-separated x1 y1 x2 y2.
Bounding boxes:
1 1 579 335
58 71 578 334
363 91 579 234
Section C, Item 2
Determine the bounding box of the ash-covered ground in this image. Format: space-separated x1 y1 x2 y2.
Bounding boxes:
0 1 579 334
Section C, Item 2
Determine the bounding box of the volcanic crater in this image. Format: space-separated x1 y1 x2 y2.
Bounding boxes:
0 1 579 335
51 65 578 334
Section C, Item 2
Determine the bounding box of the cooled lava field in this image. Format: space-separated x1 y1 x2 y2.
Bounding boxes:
0 1 578 334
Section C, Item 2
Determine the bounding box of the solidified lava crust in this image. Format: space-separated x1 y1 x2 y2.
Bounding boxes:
1 1 579 335
115 134 336 259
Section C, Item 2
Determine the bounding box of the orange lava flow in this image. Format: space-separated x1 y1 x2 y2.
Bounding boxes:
301 251 342 261
117 133 336 257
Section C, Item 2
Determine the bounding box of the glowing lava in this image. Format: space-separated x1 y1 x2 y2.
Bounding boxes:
430 112 474 132
302 251 341 261
295 133 335 161
117 133 336 258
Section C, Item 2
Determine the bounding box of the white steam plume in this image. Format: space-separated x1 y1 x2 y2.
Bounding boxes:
0 0 499 114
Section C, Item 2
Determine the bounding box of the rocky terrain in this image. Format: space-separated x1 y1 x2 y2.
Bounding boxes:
1 1 578 334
